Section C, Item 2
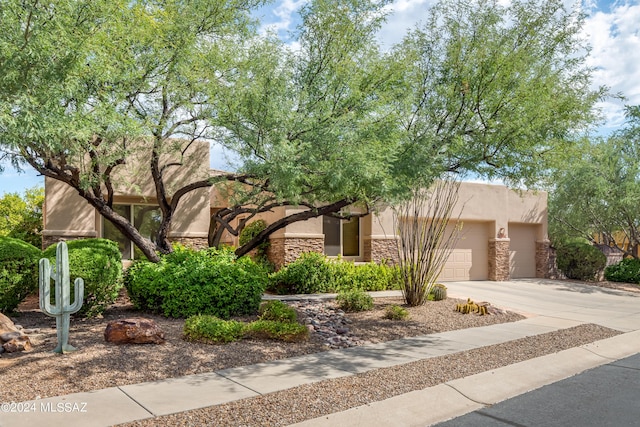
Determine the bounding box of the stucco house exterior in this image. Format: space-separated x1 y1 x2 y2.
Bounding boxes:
42 142 550 281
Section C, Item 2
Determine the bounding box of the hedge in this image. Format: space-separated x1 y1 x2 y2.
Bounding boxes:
0 237 41 312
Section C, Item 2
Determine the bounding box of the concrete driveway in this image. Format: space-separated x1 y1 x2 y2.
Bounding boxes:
445 279 640 332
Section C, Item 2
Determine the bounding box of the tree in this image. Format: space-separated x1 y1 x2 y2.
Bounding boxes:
392 0 603 188
208 0 403 256
0 0 268 262
210 0 603 257
0 187 44 247
0 0 603 262
548 106 640 258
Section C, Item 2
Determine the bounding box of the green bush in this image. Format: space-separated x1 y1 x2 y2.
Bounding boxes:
269 253 400 294
336 289 374 312
556 242 606 282
245 320 309 342
43 239 122 317
0 237 41 313
124 246 268 318
331 260 401 292
269 252 333 294
604 258 640 284
383 304 409 320
183 314 308 344
259 300 297 323
183 315 246 344
239 220 270 252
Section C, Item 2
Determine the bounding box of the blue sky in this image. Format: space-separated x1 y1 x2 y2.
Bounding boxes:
1 0 638 196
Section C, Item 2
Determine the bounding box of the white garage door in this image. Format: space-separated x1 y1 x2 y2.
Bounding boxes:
439 222 489 281
509 223 538 278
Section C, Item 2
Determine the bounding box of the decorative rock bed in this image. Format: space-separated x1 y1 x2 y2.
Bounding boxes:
287 300 367 349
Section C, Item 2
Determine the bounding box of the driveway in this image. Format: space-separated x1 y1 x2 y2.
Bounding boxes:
445 279 640 332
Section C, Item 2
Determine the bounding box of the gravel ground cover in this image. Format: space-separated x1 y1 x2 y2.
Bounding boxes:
2 292 524 403
122 323 619 427
1 279 634 423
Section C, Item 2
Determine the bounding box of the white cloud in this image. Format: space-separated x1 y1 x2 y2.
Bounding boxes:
258 0 308 37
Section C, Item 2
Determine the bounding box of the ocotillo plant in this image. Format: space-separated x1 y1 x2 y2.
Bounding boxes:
39 241 84 354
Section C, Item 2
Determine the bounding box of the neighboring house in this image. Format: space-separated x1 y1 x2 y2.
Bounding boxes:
42 143 550 281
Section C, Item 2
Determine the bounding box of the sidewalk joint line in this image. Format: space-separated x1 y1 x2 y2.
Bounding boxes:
213 372 265 396
117 386 156 418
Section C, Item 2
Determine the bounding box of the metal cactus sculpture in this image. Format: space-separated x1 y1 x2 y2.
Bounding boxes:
39 241 84 353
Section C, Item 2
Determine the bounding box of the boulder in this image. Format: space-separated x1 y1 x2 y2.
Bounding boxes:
0 312 21 336
3 335 32 353
104 318 166 345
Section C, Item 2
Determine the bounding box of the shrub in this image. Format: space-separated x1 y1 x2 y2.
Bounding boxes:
336 289 374 312
0 237 41 313
269 252 333 294
183 315 246 344
383 305 409 320
604 258 640 284
43 239 122 317
239 220 270 253
244 320 309 342
125 246 268 318
556 242 606 281
331 260 401 292
259 300 297 323
269 253 400 294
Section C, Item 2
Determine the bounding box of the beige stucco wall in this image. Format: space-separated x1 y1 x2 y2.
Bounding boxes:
367 182 547 240
43 139 211 245
43 177 97 245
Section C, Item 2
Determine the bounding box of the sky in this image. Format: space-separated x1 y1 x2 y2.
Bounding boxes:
1 0 638 196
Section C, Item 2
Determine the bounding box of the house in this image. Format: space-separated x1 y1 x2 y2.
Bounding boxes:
42 142 550 281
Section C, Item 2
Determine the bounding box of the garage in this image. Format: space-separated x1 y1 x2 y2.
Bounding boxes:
509 223 538 278
439 222 489 281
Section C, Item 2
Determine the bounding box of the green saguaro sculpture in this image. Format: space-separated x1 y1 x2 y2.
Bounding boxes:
39 241 84 354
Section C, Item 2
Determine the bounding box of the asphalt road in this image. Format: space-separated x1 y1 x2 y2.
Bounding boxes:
435 352 640 427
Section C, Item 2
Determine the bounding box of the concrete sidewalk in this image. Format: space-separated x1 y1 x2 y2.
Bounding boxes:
1 279 639 427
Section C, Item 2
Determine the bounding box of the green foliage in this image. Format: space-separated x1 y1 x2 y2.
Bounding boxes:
0 237 41 312
269 252 334 294
43 239 122 317
183 314 309 344
124 246 267 319
258 300 297 323
239 220 270 252
383 305 409 320
336 289 374 312
183 315 246 344
330 260 401 292
556 242 606 282
269 252 400 294
395 0 602 187
0 187 44 248
548 108 640 254
430 284 448 301
245 320 309 342
604 258 640 284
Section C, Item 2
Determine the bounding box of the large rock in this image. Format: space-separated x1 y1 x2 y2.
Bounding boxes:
0 312 31 352
0 312 21 336
3 335 32 353
104 318 166 345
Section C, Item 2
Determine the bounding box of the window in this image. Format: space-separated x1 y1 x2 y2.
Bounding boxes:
322 215 360 257
102 204 161 260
